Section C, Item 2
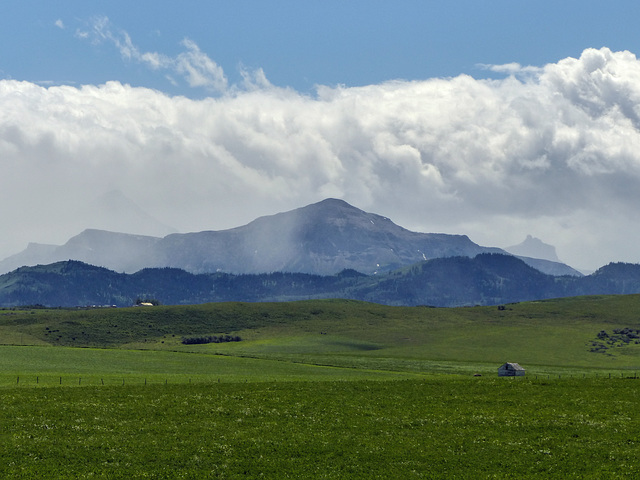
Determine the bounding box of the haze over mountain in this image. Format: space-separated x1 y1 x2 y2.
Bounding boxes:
0 190 174 274
79 190 177 239
154 198 508 275
0 199 582 278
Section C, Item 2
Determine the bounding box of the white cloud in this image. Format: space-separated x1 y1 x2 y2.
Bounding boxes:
77 16 228 93
478 62 542 77
2 47 640 270
54 19 65 30
175 38 227 91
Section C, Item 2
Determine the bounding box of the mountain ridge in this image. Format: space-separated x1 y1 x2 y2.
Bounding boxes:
0 255 635 308
0 198 581 277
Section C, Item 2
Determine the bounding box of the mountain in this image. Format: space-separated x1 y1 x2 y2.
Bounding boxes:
503 235 584 276
0 243 60 275
153 198 508 275
0 198 579 276
511 256 582 277
0 230 162 275
1 256 638 308
0 189 175 274
505 235 560 263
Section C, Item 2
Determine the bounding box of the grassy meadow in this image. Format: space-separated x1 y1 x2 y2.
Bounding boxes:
4 294 640 379
1 295 640 477
2 378 639 478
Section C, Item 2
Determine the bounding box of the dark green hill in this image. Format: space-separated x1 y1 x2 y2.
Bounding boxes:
0 261 129 307
350 254 559 306
0 260 356 307
0 255 639 308
577 262 640 295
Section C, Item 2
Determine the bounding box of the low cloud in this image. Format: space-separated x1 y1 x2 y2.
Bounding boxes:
2 47 640 270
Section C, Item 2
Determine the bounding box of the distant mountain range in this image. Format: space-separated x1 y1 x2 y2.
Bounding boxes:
1 197 612 308
0 255 638 308
0 198 581 277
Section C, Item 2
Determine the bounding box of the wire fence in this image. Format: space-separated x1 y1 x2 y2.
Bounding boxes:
1 371 638 388
0 375 235 388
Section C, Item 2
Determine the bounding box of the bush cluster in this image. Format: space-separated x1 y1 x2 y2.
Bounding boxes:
181 334 242 345
589 327 640 353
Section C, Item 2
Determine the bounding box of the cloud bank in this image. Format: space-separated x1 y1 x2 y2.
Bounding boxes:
2 47 640 269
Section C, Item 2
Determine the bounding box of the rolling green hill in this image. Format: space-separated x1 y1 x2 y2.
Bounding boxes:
2 294 640 377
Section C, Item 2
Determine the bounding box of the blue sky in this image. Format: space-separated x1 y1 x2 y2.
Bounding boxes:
5 1 639 94
3 1 640 271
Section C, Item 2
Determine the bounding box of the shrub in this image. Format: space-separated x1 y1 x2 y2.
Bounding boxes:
181 334 242 345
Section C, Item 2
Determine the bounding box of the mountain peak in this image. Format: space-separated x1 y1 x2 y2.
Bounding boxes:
0 199 577 277
505 235 560 263
296 198 367 217
315 197 352 207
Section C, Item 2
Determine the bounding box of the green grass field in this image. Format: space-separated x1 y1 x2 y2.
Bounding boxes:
1 296 640 477
0 345 420 387
3 295 640 373
2 378 639 478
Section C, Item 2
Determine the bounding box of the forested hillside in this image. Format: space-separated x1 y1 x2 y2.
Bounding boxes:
1 254 639 308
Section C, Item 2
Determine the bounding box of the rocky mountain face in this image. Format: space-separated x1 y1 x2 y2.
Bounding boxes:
0 198 581 277
154 198 509 275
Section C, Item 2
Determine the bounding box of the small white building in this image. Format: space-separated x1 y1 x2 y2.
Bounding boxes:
498 362 525 377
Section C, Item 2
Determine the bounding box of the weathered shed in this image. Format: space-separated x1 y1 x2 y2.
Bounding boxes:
498 362 525 377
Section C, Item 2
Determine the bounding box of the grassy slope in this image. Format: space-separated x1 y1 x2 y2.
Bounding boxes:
1 295 640 380
187 295 640 375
